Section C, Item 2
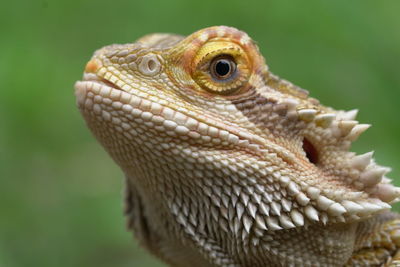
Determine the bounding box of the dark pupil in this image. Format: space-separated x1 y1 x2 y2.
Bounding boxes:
215 60 231 77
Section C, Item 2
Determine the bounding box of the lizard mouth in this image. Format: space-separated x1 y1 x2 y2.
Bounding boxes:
75 72 126 110
83 73 123 90
100 78 121 90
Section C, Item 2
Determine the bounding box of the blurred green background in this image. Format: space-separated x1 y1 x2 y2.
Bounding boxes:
1 0 399 266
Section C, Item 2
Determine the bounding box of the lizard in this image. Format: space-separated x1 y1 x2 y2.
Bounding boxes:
75 26 400 266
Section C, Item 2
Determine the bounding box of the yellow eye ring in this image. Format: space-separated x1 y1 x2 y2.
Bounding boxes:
191 40 251 95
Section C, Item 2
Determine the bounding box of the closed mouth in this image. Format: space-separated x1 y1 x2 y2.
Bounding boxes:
82 73 123 90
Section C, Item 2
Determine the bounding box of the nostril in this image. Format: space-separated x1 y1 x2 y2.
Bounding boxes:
302 138 319 164
147 59 157 71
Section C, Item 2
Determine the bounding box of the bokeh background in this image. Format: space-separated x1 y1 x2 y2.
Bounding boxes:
1 0 399 266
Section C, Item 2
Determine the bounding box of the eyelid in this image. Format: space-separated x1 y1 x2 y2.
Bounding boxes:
192 40 243 71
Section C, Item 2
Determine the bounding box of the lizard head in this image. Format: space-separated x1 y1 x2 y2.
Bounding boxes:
75 26 399 233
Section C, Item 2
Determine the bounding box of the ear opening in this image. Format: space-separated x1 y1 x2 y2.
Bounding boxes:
302 137 319 164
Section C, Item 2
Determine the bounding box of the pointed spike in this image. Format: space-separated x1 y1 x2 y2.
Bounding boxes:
297 108 317 122
271 201 281 216
306 186 320 199
315 113 336 128
211 206 219 222
385 166 393 173
266 217 282 230
240 193 250 206
304 205 319 221
374 184 400 203
233 217 240 234
346 124 371 141
338 120 358 136
321 213 329 225
317 196 335 210
290 209 304 226
296 192 310 206
236 202 245 219
251 193 262 206
262 192 273 203
349 151 374 170
233 184 241 196
287 182 300 195
359 167 388 187
357 201 382 214
243 215 252 233
255 215 268 230
341 200 363 213
251 237 260 246
327 203 347 216
371 200 391 209
228 205 235 221
282 198 292 212
259 202 270 216
247 202 257 218
382 177 393 184
279 214 296 229
230 194 238 207
342 109 358 120
336 215 346 223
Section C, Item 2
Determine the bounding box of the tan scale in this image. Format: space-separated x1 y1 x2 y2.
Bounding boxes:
75 26 400 266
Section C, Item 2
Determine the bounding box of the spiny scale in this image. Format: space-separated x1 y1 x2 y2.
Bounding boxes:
75 26 400 266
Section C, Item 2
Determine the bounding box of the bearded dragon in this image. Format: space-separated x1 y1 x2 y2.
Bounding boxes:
75 26 400 266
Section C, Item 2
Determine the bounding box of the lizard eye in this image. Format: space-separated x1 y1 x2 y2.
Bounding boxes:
210 56 237 81
191 41 251 95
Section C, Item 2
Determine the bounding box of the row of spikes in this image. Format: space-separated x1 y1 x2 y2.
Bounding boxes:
180 184 395 232
276 177 392 226
256 98 400 224
276 97 400 202
169 173 394 235
197 176 394 232
294 106 399 204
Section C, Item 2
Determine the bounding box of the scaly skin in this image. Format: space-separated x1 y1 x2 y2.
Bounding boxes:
75 26 400 266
